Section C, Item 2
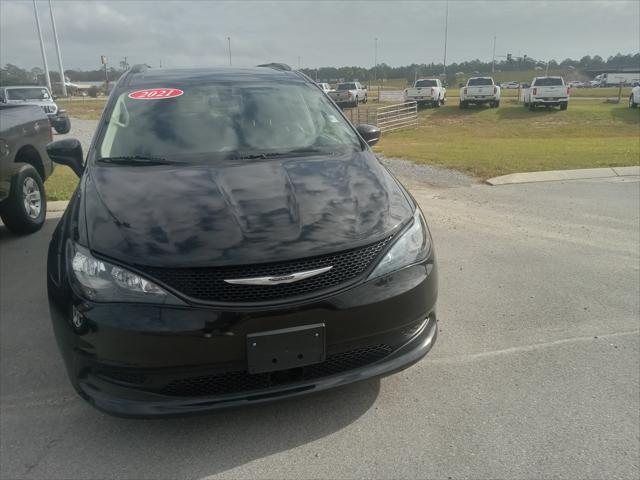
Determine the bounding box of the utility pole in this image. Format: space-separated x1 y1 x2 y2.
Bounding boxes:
442 0 449 76
48 0 67 96
33 0 52 93
492 35 496 74
227 36 232 66
374 37 378 81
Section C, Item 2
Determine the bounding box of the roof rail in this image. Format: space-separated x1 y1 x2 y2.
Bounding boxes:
256 63 292 72
129 64 150 74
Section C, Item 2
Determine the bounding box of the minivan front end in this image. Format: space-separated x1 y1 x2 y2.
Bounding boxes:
46 66 438 417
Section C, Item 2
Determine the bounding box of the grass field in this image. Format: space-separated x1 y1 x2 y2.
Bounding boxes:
44 99 639 200
56 98 107 120
372 100 640 179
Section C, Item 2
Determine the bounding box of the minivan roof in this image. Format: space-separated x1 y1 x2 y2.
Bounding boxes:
124 66 304 87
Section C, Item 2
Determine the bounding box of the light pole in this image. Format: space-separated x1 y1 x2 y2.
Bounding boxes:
48 0 67 96
442 0 449 76
227 36 232 66
33 0 52 93
492 35 496 74
374 37 378 81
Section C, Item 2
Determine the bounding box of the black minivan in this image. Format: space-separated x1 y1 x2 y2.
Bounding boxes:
46 65 438 417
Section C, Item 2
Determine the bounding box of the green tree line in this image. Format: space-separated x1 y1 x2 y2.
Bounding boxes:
1 52 638 86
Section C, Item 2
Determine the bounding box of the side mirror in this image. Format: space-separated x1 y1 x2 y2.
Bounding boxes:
356 124 381 147
46 138 84 178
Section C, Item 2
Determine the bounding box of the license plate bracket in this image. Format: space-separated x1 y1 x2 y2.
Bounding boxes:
247 324 325 374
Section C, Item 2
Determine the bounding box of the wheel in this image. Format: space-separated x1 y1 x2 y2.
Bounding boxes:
529 103 536 111
490 101 497 108
560 102 568 111
0 165 47 234
433 99 440 108
523 100 529 107
495 100 500 108
353 96 359 108
363 95 368 104
53 116 71 134
629 95 638 108
459 101 465 109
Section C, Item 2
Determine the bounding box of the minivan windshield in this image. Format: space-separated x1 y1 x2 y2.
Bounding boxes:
6 88 50 101
415 80 437 87
468 78 493 86
533 77 564 86
98 81 362 161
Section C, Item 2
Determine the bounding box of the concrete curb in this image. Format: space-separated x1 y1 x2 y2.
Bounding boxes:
486 166 640 186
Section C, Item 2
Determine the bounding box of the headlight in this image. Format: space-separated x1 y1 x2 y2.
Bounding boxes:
368 209 432 280
67 242 185 305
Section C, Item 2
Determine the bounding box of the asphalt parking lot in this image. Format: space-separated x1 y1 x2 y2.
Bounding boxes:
1 175 638 480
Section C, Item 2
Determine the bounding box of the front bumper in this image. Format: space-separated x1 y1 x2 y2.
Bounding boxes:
49 259 438 417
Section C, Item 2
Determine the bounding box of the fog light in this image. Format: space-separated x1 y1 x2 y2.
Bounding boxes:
72 305 85 329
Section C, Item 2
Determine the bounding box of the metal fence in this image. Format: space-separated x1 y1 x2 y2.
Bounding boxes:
375 101 418 132
344 101 418 133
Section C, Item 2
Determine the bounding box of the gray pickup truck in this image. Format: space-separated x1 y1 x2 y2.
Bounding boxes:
0 104 54 234
0 85 71 134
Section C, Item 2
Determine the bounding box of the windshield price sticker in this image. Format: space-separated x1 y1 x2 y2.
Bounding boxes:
128 88 184 100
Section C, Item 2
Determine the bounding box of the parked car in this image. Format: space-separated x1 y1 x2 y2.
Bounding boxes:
404 78 446 107
523 76 570 110
630 85 640 108
459 77 501 108
45 64 438 417
328 81 367 108
500 81 520 89
0 85 71 134
316 82 333 94
0 104 53 234
568 81 586 88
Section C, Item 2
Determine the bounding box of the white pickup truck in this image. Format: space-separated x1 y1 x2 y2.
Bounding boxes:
459 77 501 108
316 83 333 94
404 79 446 107
328 82 367 108
523 77 569 111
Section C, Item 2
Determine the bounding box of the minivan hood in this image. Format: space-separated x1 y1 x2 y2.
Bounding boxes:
84 152 413 268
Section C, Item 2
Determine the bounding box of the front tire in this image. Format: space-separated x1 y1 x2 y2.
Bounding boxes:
0 165 47 235
363 95 368 104
560 102 568 111
53 116 71 134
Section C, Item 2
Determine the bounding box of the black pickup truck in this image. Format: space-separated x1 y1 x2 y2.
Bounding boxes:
0 104 54 234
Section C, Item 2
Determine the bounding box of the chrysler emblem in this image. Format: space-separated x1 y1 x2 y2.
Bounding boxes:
224 266 333 285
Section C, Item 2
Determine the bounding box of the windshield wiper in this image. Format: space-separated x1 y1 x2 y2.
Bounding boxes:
233 148 324 160
96 155 179 166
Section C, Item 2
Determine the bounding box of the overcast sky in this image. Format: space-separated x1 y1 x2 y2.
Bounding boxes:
1 0 639 71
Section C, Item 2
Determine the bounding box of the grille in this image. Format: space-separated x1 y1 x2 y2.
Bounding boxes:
160 344 393 397
137 236 393 303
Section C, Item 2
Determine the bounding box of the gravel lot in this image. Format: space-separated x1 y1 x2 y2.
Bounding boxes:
59 118 477 189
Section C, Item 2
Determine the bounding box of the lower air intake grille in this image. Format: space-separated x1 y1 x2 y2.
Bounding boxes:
137 236 393 303
160 344 393 397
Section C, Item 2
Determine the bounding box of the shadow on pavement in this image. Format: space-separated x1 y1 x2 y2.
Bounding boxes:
1 216 381 479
